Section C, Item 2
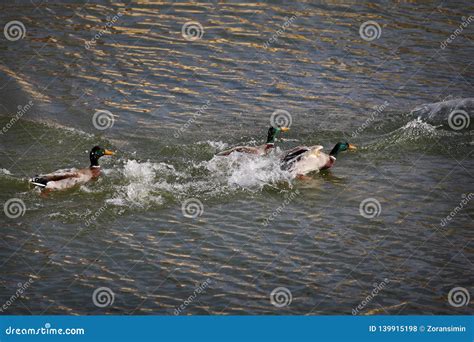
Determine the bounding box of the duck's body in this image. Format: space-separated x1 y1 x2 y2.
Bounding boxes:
281 142 356 176
281 145 331 174
30 167 101 190
216 143 273 156
29 146 114 191
217 126 289 156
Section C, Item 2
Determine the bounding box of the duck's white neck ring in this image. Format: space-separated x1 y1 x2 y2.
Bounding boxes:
91 165 101 168
330 156 336 161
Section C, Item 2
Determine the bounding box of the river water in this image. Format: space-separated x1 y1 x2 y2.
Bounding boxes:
0 1 472 315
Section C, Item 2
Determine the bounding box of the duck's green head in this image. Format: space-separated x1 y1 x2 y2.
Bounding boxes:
266 126 290 144
329 141 357 157
90 146 114 167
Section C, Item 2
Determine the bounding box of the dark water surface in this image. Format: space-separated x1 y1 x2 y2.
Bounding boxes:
0 1 473 315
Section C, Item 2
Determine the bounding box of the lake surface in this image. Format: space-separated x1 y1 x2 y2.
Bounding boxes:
0 1 473 315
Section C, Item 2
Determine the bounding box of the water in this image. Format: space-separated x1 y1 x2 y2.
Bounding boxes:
0 2 473 315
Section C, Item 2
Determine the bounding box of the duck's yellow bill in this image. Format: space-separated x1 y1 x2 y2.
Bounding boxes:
104 149 115 155
280 127 290 132
348 144 357 150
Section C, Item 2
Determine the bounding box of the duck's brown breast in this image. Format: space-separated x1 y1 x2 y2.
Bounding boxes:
321 158 335 170
89 167 101 178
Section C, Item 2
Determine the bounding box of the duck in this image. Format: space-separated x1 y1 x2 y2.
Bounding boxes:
281 141 356 176
217 126 289 156
29 146 114 191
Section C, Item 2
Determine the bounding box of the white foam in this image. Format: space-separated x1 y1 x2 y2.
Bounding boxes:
48 212 65 218
79 185 94 193
203 150 293 190
198 140 229 152
106 152 295 207
106 198 126 206
107 159 164 207
401 118 440 133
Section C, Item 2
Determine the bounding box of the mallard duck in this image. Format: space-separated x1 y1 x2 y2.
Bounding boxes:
217 126 289 156
281 141 356 176
29 146 114 191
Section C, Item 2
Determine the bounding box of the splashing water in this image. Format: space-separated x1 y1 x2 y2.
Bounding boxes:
201 150 294 190
399 118 441 137
107 160 166 207
365 117 449 153
198 140 229 152
104 150 295 208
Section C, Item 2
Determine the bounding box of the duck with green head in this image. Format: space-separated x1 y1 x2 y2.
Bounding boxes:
217 126 290 156
281 141 356 176
29 146 114 191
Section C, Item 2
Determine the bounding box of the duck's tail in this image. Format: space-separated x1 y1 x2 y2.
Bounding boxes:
29 176 47 188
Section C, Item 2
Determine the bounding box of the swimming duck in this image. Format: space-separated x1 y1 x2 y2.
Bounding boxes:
281 141 356 176
217 126 289 156
29 146 114 191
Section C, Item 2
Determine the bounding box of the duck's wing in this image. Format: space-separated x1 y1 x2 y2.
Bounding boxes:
283 145 328 175
309 145 324 155
281 146 310 163
280 146 311 170
30 168 80 188
216 146 259 156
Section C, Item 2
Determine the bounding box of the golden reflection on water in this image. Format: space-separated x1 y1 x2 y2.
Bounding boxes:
0 1 472 315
